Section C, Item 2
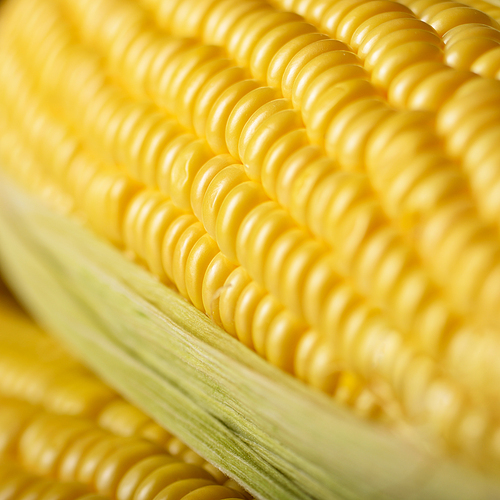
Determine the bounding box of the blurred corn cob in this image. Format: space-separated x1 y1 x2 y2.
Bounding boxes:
0 287 252 500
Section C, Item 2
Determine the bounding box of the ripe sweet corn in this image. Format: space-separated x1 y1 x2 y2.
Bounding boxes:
1 0 500 497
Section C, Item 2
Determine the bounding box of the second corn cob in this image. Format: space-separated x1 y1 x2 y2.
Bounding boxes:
0 287 252 500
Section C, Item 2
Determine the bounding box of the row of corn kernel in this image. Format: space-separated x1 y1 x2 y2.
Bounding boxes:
454 0 500 23
401 0 500 74
436 77 500 224
264 0 500 236
0 109 71 213
0 398 247 500
0 458 105 500
0 51 139 243
273 0 500 84
269 0 500 231
139 0 469 112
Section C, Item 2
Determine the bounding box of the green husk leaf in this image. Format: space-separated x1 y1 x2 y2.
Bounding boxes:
0 175 499 500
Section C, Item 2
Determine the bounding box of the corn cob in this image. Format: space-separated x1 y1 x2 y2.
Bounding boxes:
0 459 105 500
1 0 500 497
0 288 252 500
0 402 248 500
0 293 227 484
